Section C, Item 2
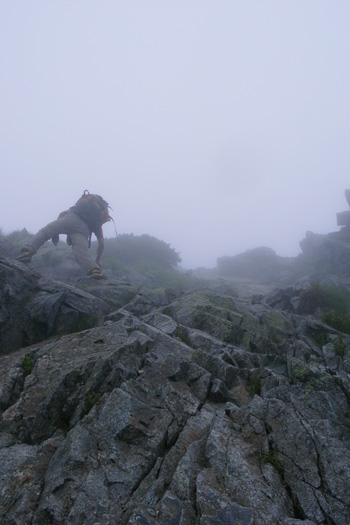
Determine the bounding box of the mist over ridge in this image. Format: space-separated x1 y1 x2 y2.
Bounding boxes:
1 2 349 268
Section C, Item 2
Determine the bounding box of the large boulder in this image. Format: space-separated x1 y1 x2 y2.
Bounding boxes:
0 258 137 354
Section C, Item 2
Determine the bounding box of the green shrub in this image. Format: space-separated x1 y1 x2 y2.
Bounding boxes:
99 234 181 270
261 450 283 473
22 355 34 377
313 330 328 349
175 325 193 346
334 335 347 357
5 229 32 245
322 311 350 334
82 391 101 417
248 376 261 396
57 316 98 337
300 283 350 334
307 283 350 314
135 261 193 289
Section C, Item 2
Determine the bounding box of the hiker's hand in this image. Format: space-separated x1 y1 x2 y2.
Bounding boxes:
51 234 59 246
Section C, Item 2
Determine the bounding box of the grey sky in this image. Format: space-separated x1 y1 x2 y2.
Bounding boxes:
1 1 349 268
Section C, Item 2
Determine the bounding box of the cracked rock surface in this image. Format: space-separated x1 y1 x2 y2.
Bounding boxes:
1 258 350 524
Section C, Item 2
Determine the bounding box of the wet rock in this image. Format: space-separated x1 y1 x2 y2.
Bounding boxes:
1 253 350 523
0 258 135 354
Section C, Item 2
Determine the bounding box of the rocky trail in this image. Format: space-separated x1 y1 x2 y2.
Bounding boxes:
1 248 350 524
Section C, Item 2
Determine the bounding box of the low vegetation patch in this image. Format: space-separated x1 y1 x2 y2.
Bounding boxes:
82 391 101 417
300 283 350 335
22 355 34 377
248 376 261 396
333 335 347 357
101 234 181 270
66 316 99 334
299 282 350 316
313 329 328 349
175 325 193 347
321 311 350 334
261 450 283 473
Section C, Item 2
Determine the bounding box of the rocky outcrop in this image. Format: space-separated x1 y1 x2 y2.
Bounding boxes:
0 258 137 354
216 227 350 286
1 257 350 524
217 247 298 285
299 229 350 277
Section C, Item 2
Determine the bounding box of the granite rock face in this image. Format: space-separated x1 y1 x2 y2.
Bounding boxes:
1 255 350 524
0 258 137 355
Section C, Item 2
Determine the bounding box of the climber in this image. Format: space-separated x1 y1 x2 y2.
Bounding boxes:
16 191 112 279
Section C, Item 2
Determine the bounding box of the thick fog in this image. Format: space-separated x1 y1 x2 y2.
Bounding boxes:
1 1 349 268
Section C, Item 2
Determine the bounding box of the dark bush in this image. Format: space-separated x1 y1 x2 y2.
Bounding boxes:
100 234 181 270
299 282 350 316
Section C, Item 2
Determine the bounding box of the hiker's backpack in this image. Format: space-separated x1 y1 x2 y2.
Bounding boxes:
72 190 111 232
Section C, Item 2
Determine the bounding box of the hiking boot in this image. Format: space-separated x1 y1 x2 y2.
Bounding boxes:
16 249 34 264
87 268 103 280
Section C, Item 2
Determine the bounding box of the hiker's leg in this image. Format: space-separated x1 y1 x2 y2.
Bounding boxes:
69 232 99 273
26 213 90 254
26 218 64 253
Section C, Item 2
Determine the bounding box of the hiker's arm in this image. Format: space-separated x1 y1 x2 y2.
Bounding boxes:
96 237 104 268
